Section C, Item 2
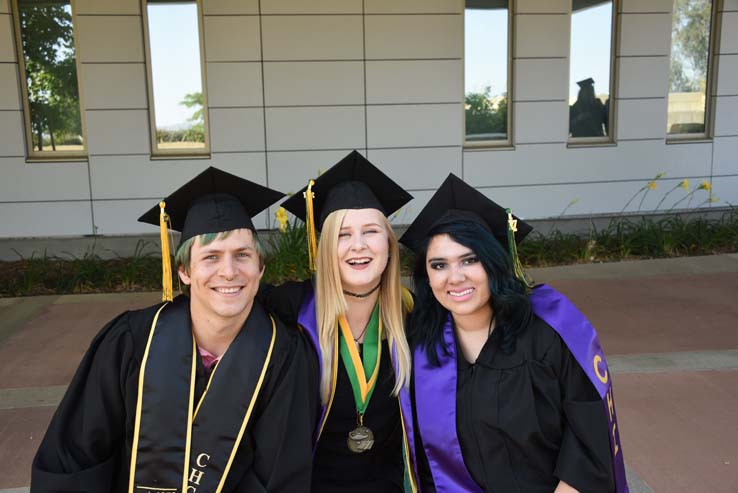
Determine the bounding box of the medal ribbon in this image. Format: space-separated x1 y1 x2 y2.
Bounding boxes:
338 303 382 415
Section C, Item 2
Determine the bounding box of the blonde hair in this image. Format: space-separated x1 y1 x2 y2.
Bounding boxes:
314 210 412 404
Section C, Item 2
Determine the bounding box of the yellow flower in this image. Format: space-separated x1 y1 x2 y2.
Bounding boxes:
679 179 689 190
708 195 719 204
275 207 288 232
698 180 711 191
647 181 657 190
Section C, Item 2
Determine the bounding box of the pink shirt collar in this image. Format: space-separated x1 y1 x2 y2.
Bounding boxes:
198 346 222 371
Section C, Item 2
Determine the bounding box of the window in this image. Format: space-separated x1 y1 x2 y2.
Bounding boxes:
667 0 715 138
12 0 86 159
142 0 209 156
464 0 511 146
568 0 616 143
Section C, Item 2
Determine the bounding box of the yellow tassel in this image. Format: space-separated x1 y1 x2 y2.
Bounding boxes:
506 209 534 289
401 286 414 315
159 201 173 302
304 179 318 272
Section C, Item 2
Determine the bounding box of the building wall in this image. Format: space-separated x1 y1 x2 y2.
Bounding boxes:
0 0 736 238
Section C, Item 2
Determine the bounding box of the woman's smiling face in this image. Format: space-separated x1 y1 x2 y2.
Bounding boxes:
336 208 390 293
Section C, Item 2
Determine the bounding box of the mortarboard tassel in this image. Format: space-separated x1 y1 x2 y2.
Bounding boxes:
159 201 174 302
304 179 318 272
506 209 534 289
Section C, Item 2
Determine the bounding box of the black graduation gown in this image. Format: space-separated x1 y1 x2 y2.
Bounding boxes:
259 281 405 493
414 315 615 493
31 298 317 493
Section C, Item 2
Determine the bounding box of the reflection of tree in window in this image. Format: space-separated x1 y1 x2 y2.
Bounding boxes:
18 1 83 152
465 87 507 141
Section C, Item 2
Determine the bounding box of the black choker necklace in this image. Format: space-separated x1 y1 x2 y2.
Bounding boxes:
343 282 381 298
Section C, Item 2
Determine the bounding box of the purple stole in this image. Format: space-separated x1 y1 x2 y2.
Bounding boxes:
399 284 628 493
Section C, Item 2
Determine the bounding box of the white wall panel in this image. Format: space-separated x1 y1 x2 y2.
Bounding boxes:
514 59 568 101
0 63 20 110
267 149 357 193
719 12 738 54
209 108 265 152
713 137 738 175
716 55 738 95
714 96 738 136
76 16 144 63
0 158 90 201
711 176 738 208
618 56 670 98
724 0 738 11
207 152 267 186
365 15 462 60
366 60 462 104
203 16 261 62
620 0 671 13
0 201 92 237
365 0 459 14
0 14 15 62
0 110 25 157
619 14 671 56
262 16 362 61
516 0 569 14
662 141 713 177
261 0 361 14
202 0 258 15
514 101 568 143
617 98 667 140
75 0 139 15
390 188 432 224
86 109 149 155
367 104 461 148
368 146 461 190
0 1 8 13
81 63 147 110
93 199 160 235
515 14 569 58
266 106 365 151
264 61 364 106
207 62 263 108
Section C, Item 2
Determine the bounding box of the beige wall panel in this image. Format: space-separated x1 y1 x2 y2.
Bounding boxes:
203 0 258 15
365 0 459 14
93 198 159 235
515 14 569 59
367 147 461 191
616 98 668 140
204 16 261 62
719 12 738 54
713 136 738 175
76 16 144 63
263 61 364 106
0 14 15 62
714 95 738 136
366 104 461 148
262 16 362 61
365 15 462 60
1 201 92 237
0 63 20 110
723 0 738 11
86 109 149 155
81 63 147 110
207 62 263 107
366 60 462 104
514 101 568 143
261 0 361 14
0 110 25 157
266 106 365 151
618 56 670 98
75 0 139 15
620 0 671 13
514 59 568 101
208 151 267 185
716 55 738 96
710 176 738 208
209 108 265 152
0 0 8 13
516 0 569 14
619 13 671 56
0 158 90 201
267 149 359 193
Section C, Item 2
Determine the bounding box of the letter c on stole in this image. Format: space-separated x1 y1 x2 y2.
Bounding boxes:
593 354 609 384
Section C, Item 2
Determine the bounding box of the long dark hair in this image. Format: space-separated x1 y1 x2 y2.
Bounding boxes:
406 220 532 366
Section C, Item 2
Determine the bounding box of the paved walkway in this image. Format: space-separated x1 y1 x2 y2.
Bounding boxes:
2 254 737 492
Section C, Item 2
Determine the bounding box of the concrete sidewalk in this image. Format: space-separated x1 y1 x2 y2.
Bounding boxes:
2 254 737 492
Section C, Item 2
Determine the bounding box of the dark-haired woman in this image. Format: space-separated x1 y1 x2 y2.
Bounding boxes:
398 174 625 493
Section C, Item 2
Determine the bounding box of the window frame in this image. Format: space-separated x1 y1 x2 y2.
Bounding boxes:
462 0 515 149
665 0 719 143
11 0 88 161
141 0 211 158
566 0 619 147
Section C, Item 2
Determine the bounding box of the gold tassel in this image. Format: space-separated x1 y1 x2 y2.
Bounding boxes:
506 209 534 288
304 179 318 272
159 201 174 302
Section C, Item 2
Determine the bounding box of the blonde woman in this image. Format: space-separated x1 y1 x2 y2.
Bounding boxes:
259 151 416 493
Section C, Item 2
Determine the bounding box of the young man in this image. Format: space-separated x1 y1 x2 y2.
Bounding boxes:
31 167 317 493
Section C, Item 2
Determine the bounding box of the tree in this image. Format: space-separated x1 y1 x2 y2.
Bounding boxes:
669 0 711 93
179 91 205 143
465 86 507 139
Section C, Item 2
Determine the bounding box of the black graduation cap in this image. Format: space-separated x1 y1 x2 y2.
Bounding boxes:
577 77 595 88
399 173 532 254
280 150 413 230
138 166 284 245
